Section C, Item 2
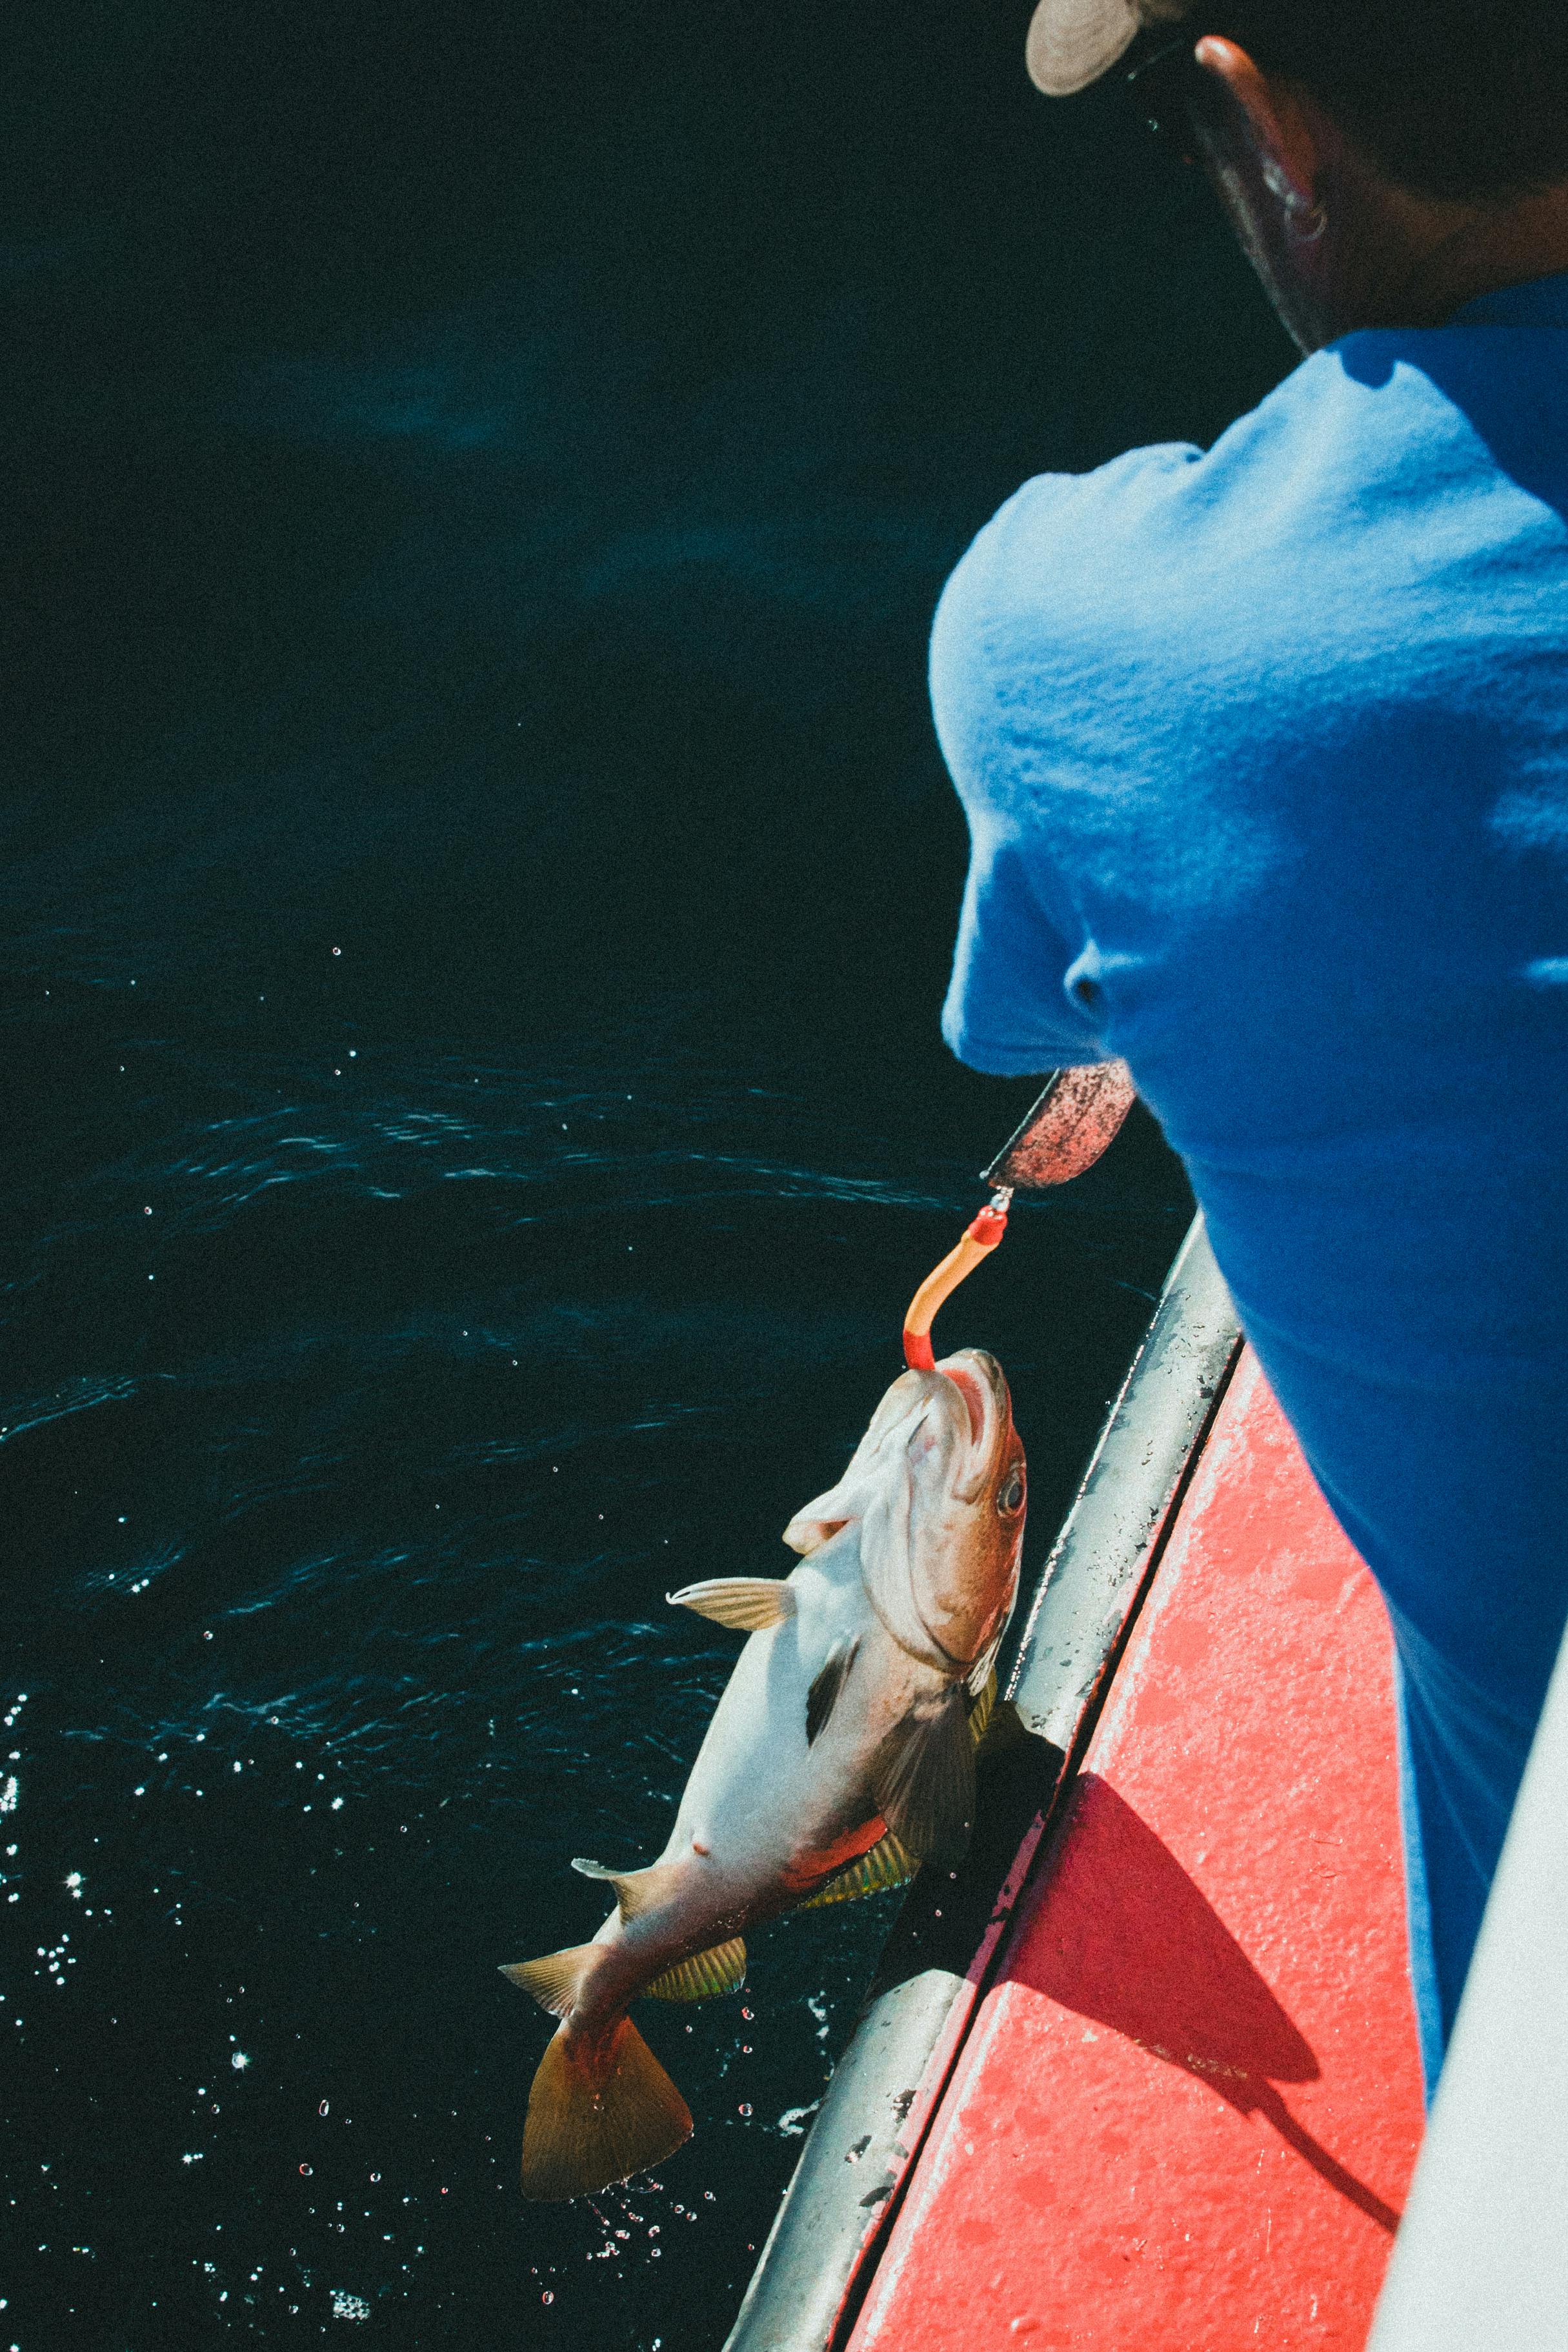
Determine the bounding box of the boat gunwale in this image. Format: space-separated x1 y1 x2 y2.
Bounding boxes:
721 1214 1244 2352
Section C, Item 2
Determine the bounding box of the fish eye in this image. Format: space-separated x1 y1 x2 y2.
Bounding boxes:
998 1468 1025 1515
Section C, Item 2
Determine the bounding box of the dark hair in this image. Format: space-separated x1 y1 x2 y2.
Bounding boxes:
1201 0 1568 201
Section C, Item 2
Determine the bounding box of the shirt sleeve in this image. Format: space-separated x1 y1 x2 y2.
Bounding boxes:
940 807 1104 1074
930 494 1107 1077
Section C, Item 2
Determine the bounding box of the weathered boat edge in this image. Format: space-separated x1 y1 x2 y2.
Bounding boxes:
721 1216 1243 2352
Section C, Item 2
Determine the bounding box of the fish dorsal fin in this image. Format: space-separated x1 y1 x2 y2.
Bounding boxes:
500 1942 602 2018
805 1635 859 1746
667 1576 797 1631
570 1857 685 1924
800 1829 920 1910
868 1685 976 1867
643 1935 747 2002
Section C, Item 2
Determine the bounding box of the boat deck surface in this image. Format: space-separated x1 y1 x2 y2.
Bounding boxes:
847 1348 1424 2350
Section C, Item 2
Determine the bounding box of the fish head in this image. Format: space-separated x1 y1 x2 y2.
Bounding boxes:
782 1349 1025 1674
910 1347 1027 1667
781 1366 932 1558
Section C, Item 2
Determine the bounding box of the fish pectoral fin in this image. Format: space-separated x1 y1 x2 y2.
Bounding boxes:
643 1935 747 2002
869 1686 977 1868
521 2017 693 2202
571 1856 685 1925
967 1641 1000 1701
966 1667 998 1747
800 1829 920 1910
499 1942 601 2019
805 1636 860 1746
781 1511 849 1557
666 1576 798 1631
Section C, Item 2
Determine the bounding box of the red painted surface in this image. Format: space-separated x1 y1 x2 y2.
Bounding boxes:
849 1351 1425 2351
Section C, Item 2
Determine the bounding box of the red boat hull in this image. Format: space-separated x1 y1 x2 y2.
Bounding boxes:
850 1350 1423 2349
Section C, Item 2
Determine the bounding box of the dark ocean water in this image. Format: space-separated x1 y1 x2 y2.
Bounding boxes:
3 4 1291 2344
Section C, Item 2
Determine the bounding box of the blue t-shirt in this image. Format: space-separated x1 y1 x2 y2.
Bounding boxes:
934 272 1568 2084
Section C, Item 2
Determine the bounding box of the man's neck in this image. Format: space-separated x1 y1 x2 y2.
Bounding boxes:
1398 184 1568 325
1318 144 1568 341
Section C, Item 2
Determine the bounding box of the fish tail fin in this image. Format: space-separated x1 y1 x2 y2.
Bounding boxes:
520 2016 693 2201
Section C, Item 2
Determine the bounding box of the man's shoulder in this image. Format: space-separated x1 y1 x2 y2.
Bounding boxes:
935 323 1567 716
958 337 1504 590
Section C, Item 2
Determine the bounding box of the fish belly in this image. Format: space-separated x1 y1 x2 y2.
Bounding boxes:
668 1592 936 1913
665 1553 870 1862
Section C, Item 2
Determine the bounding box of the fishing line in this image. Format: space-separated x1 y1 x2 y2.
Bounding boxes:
901 1189 1013 1372
899 1060 1138 1369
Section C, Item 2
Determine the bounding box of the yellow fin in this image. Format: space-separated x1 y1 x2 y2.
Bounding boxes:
499 1942 600 2019
520 2017 692 2202
799 1678 994 1916
667 1576 797 1631
801 1830 921 1910
643 1935 747 2002
967 1668 998 1747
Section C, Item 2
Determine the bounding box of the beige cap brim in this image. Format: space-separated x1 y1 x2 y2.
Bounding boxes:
1025 0 1142 96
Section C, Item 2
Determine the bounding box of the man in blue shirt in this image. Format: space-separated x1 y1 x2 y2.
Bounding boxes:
936 0 1568 2087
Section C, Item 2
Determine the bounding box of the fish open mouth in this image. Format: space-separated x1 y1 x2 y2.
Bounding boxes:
939 1350 1007 1454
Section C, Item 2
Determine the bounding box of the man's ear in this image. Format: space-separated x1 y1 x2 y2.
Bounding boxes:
1194 34 1322 212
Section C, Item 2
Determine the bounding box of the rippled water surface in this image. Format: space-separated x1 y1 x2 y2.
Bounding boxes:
3 4 1290 2344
